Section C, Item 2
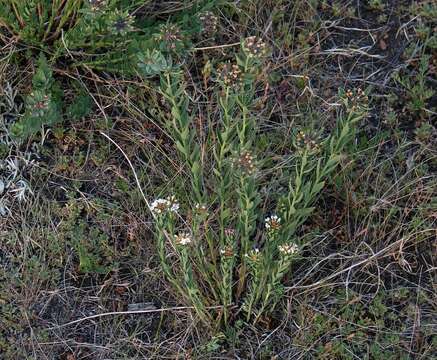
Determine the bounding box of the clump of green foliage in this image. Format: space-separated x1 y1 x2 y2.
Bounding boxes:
294 288 436 359
0 0 145 51
392 54 435 121
0 0 84 45
58 196 120 274
148 37 369 330
0 0 199 73
10 54 62 139
4 2 208 139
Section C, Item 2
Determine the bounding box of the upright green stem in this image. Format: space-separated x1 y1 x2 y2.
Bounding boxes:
180 248 212 326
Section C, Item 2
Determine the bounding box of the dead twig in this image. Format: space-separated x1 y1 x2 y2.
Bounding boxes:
47 305 227 330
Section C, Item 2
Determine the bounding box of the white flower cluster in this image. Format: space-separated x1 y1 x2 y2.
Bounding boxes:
194 203 208 214
242 36 268 58
278 243 299 256
265 215 281 230
224 228 235 237
245 248 260 261
175 232 192 246
220 246 234 257
150 196 179 215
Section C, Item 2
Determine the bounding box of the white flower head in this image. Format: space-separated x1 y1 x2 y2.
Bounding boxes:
220 246 234 257
242 36 268 58
225 228 235 237
278 243 299 256
194 203 208 215
265 215 281 230
245 248 261 262
150 196 179 215
150 198 170 215
175 232 192 246
167 195 179 212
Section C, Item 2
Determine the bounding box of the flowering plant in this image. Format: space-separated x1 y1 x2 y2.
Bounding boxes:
149 38 368 329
